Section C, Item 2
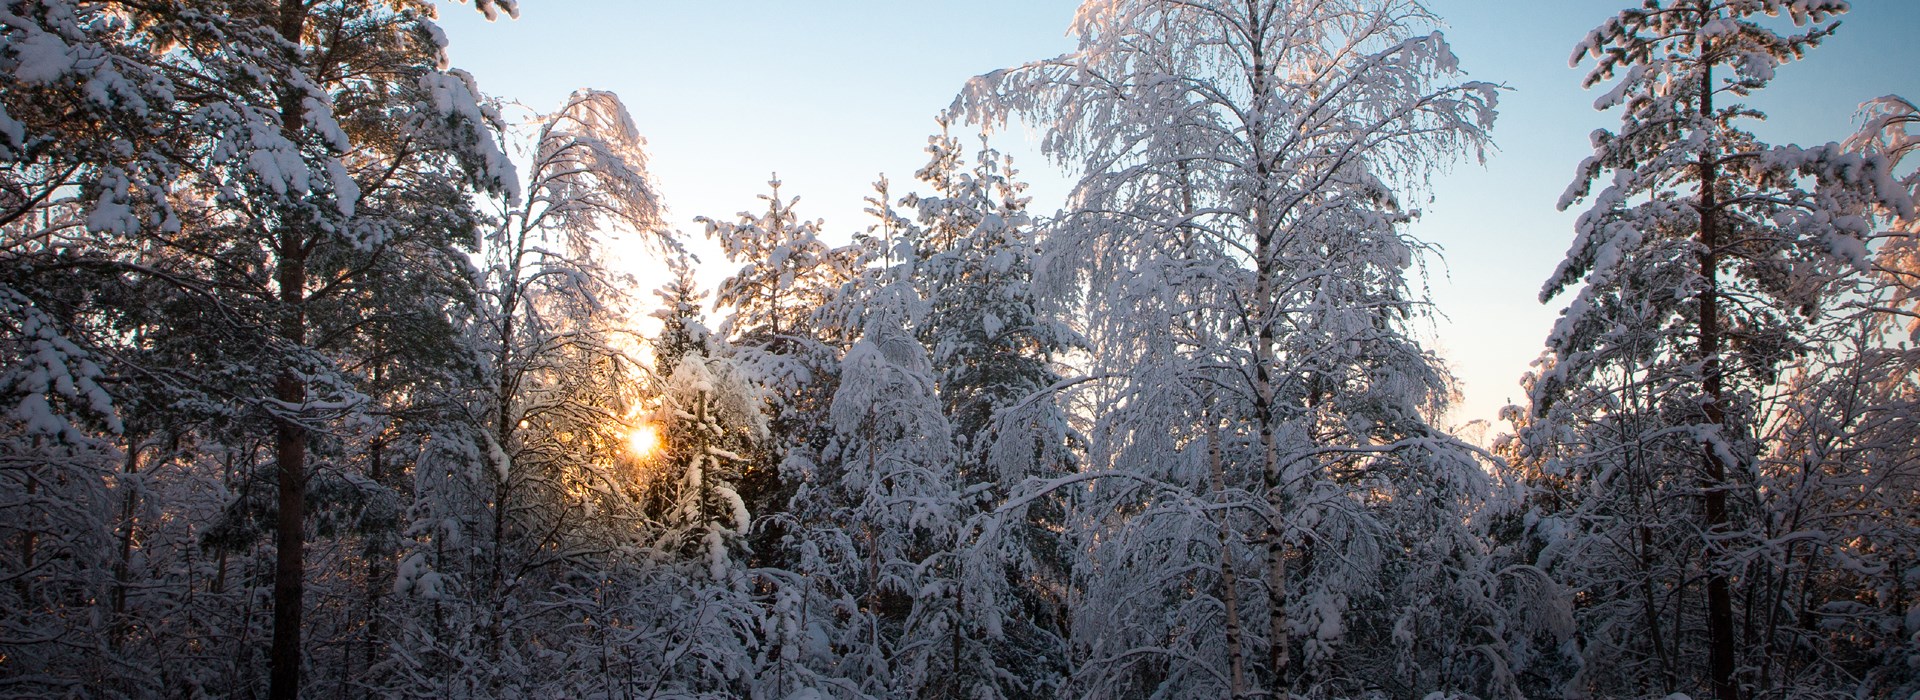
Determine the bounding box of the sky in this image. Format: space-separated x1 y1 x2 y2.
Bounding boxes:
434 0 1920 435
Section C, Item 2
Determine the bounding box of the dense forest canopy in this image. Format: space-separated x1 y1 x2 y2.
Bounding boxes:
1 1 1916 699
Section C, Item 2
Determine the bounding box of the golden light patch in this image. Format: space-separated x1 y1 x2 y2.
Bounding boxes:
628 423 662 459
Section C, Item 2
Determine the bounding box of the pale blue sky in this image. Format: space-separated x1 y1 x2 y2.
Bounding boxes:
435 0 1920 432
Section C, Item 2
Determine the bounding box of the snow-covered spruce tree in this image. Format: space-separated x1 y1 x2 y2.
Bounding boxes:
643 263 850 700
902 117 1083 698
1514 3 1913 698
802 274 961 698
653 259 720 377
600 332 772 700
962 0 1530 696
700 178 865 570
647 347 767 579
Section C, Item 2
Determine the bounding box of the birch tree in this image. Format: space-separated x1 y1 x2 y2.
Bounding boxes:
962 0 1516 696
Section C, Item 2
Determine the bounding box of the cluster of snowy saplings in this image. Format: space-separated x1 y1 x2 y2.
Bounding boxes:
1 0 1917 698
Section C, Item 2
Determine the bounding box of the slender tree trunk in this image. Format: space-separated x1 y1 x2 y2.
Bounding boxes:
951 585 965 691
867 525 881 669
868 442 883 674
1239 10 1293 692
270 289 310 700
213 548 228 595
110 436 142 647
486 225 528 667
1696 49 1740 700
1639 524 1675 693
1210 426 1248 698
268 1 311 697
489 473 510 640
364 431 389 700
18 471 37 602
270 333 309 700
1242 65 1292 700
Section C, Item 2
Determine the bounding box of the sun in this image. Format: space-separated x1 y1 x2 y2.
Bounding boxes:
627 422 662 459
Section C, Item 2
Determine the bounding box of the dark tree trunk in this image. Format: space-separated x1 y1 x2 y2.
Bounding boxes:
1696 46 1740 700
268 0 310 697
110 436 142 647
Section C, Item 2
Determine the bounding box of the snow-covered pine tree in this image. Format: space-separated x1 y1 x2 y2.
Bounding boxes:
2 1 516 695
1515 3 1913 698
703 176 850 395
1691 92 1920 697
180 5 514 695
0 4 157 690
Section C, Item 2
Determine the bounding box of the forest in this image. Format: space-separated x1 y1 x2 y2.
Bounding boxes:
1 0 1917 698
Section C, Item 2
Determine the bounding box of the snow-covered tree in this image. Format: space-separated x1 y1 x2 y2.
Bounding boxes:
963 0 1521 696
0 10 196 691
1512 3 1914 698
653 259 720 376
903 118 1083 697
0 1 517 696
647 350 768 577
701 178 864 563
1673 92 1920 698
810 276 960 696
376 86 682 695
1851 94 1920 336
704 177 850 362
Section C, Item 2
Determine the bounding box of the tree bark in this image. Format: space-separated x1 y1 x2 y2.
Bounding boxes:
1242 9 1290 692
1211 426 1248 698
18 471 37 602
110 436 142 647
268 0 310 697
1696 38 1740 700
364 431 389 700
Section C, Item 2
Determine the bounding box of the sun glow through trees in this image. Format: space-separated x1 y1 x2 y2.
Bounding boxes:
628 422 662 459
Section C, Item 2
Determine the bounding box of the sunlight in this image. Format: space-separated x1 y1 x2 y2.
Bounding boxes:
628 422 662 459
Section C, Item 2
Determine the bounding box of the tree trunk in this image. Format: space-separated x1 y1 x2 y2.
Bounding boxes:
868 442 883 672
364 431 390 700
1639 524 1675 693
110 436 142 647
270 354 309 700
268 0 311 697
1241 12 1291 692
270 361 308 700
951 584 966 691
1210 426 1248 698
18 471 37 602
1696 45 1740 700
